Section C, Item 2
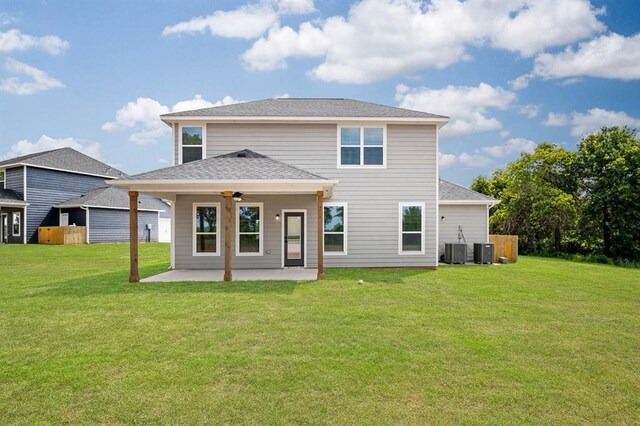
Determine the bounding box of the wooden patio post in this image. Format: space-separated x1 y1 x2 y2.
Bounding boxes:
224 191 232 282
129 191 139 283
317 190 325 280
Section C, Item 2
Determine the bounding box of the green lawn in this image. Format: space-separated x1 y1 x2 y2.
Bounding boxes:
1 243 638 424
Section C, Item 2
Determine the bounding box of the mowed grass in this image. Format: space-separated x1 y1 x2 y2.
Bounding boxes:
0 244 639 424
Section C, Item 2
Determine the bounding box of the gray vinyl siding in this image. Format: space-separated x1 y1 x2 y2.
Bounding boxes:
438 204 489 261
88 208 158 243
60 207 87 226
174 194 317 269
198 123 438 268
25 167 109 243
5 167 24 198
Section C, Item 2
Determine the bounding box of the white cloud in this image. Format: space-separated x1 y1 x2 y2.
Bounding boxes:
103 95 241 145
479 138 537 158
543 112 569 127
1 135 101 161
0 13 19 26
459 152 493 168
509 74 532 90
162 0 315 39
543 108 640 136
0 29 69 55
515 32 640 86
438 152 457 168
242 0 605 83
0 58 64 95
396 83 516 136
518 104 541 118
500 130 510 137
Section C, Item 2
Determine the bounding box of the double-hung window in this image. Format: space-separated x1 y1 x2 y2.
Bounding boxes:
180 125 205 164
193 203 219 256
399 202 425 255
0 170 5 188
339 126 385 167
12 212 20 237
236 203 263 255
324 203 347 254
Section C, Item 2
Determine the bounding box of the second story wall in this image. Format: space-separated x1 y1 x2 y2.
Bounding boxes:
25 167 111 243
5 166 25 199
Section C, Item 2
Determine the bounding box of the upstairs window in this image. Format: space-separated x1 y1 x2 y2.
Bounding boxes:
180 126 205 164
339 126 385 167
0 170 4 188
399 202 424 255
324 203 347 255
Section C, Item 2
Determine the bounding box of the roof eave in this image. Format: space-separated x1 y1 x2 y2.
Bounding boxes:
160 116 449 126
54 203 164 212
438 199 499 206
0 201 29 207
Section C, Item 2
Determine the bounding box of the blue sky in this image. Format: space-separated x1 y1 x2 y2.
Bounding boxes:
0 0 638 185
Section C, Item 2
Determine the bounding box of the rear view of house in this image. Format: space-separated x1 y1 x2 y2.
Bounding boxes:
0 148 170 244
110 98 496 281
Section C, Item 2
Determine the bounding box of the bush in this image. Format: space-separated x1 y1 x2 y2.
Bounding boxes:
535 252 640 268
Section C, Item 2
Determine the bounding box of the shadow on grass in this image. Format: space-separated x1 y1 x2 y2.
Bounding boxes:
35 265 309 298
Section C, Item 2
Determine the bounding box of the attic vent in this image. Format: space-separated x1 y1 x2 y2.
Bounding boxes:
237 152 247 158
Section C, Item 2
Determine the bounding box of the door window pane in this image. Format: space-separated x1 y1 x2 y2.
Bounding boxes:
287 216 302 260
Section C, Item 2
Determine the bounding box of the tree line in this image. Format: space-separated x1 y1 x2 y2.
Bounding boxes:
471 127 640 262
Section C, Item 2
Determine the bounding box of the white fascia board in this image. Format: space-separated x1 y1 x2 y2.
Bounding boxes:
161 116 449 126
0 201 29 207
108 179 338 193
438 199 500 206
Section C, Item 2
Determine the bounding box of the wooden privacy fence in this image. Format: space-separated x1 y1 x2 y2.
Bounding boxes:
489 235 518 263
38 226 87 245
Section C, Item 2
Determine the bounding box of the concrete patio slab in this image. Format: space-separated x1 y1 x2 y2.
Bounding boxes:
141 268 318 282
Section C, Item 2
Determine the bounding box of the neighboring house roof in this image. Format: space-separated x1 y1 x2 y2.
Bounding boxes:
118 149 329 181
161 98 448 121
0 147 126 179
439 180 497 204
0 189 28 206
55 187 169 212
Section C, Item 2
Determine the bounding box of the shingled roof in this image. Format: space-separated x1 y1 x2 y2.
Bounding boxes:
439 180 496 202
56 187 168 211
119 149 329 181
161 98 448 120
0 148 126 178
0 189 27 206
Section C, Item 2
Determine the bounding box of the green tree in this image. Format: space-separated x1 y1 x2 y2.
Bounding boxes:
472 143 579 254
577 127 640 259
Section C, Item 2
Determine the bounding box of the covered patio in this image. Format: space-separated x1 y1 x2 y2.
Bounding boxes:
109 150 338 282
141 268 319 282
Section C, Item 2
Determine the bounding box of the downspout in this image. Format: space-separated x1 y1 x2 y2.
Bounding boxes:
81 206 90 244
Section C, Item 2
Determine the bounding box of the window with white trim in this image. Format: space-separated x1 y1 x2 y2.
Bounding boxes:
399 203 424 254
324 203 347 254
236 203 263 255
12 212 21 237
339 126 385 167
0 170 4 188
193 203 219 255
180 126 205 164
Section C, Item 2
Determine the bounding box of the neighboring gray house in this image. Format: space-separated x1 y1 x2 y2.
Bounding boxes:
110 98 496 281
0 148 170 244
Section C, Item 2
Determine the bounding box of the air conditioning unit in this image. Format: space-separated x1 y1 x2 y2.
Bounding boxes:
474 243 494 264
444 243 467 264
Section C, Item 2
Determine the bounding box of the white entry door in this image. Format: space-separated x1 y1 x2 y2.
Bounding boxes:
158 218 171 242
60 212 69 227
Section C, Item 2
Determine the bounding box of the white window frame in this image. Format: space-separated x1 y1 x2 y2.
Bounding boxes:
178 124 206 165
0 168 5 189
398 202 425 255
337 124 387 169
192 202 220 257
12 211 21 237
236 202 263 256
323 202 347 255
